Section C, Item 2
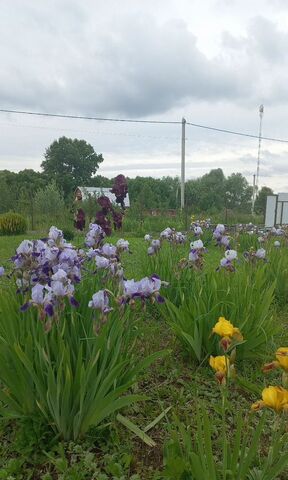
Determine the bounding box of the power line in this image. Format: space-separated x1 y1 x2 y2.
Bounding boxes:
186 121 288 144
0 122 177 140
1 107 288 144
0 108 179 125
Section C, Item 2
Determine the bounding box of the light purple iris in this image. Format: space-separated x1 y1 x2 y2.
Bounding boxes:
0 266 4 276
85 223 106 248
225 249 237 261
194 226 203 236
220 236 230 247
122 274 166 304
88 290 112 313
160 227 173 239
189 250 199 262
95 255 110 269
255 248 266 259
175 232 186 244
147 239 161 256
16 240 33 255
144 234 152 241
101 243 117 258
190 239 203 250
116 239 129 252
216 224 225 234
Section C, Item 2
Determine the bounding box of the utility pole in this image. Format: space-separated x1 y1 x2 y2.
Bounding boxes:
181 117 186 209
252 105 264 215
251 174 256 215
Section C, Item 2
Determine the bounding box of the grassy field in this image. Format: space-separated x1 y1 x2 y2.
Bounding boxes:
0 230 288 479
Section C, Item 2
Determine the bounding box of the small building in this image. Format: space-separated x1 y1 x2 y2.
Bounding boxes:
75 186 130 208
265 193 288 227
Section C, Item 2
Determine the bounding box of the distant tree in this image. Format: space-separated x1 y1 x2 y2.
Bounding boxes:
34 181 66 217
254 186 274 214
225 173 252 212
197 168 226 211
88 175 112 187
41 137 103 197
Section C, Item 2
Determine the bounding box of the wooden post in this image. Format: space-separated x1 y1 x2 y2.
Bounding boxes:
181 117 186 209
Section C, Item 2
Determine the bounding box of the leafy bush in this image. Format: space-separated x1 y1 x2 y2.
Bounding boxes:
34 180 65 217
0 212 27 235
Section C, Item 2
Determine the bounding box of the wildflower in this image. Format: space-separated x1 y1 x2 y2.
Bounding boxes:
209 355 230 384
147 239 161 255
95 255 110 269
120 274 167 305
101 243 117 258
116 239 129 252
220 236 230 247
48 226 64 245
216 224 225 234
212 317 242 339
0 266 4 276
274 240 281 248
190 239 203 250
175 232 186 244
251 386 288 412
276 347 288 371
255 248 266 259
85 223 106 248
160 227 173 240
225 250 237 261
144 234 152 241
88 289 113 313
16 240 33 255
209 355 229 374
263 347 288 373
218 256 236 272
194 226 203 236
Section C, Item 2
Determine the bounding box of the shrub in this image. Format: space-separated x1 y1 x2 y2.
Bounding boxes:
0 212 27 235
34 181 65 217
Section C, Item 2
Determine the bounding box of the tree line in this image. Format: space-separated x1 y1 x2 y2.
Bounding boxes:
0 136 272 217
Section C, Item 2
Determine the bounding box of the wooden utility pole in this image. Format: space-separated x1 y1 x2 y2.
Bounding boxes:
181 117 186 209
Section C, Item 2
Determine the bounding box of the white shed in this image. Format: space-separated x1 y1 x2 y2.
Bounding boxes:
265 193 288 227
75 187 130 207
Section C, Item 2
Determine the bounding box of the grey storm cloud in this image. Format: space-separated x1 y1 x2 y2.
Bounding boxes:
0 1 253 117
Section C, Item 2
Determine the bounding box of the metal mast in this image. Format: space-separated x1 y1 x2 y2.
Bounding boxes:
252 105 264 215
256 105 264 192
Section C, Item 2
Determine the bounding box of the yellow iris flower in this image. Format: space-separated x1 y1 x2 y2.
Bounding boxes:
209 355 229 374
276 347 288 371
212 317 242 340
252 386 288 412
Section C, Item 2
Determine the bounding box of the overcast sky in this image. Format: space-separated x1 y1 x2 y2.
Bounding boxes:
1 0 288 191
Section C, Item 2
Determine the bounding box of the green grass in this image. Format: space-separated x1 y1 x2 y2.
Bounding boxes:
0 230 288 479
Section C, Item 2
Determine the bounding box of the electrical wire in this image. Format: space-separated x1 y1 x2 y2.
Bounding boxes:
1 107 288 144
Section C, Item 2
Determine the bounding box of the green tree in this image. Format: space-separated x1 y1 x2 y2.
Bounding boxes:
255 186 274 214
41 137 103 197
225 173 252 212
197 168 225 211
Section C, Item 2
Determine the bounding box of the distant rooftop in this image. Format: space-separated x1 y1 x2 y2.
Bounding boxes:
76 186 130 207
